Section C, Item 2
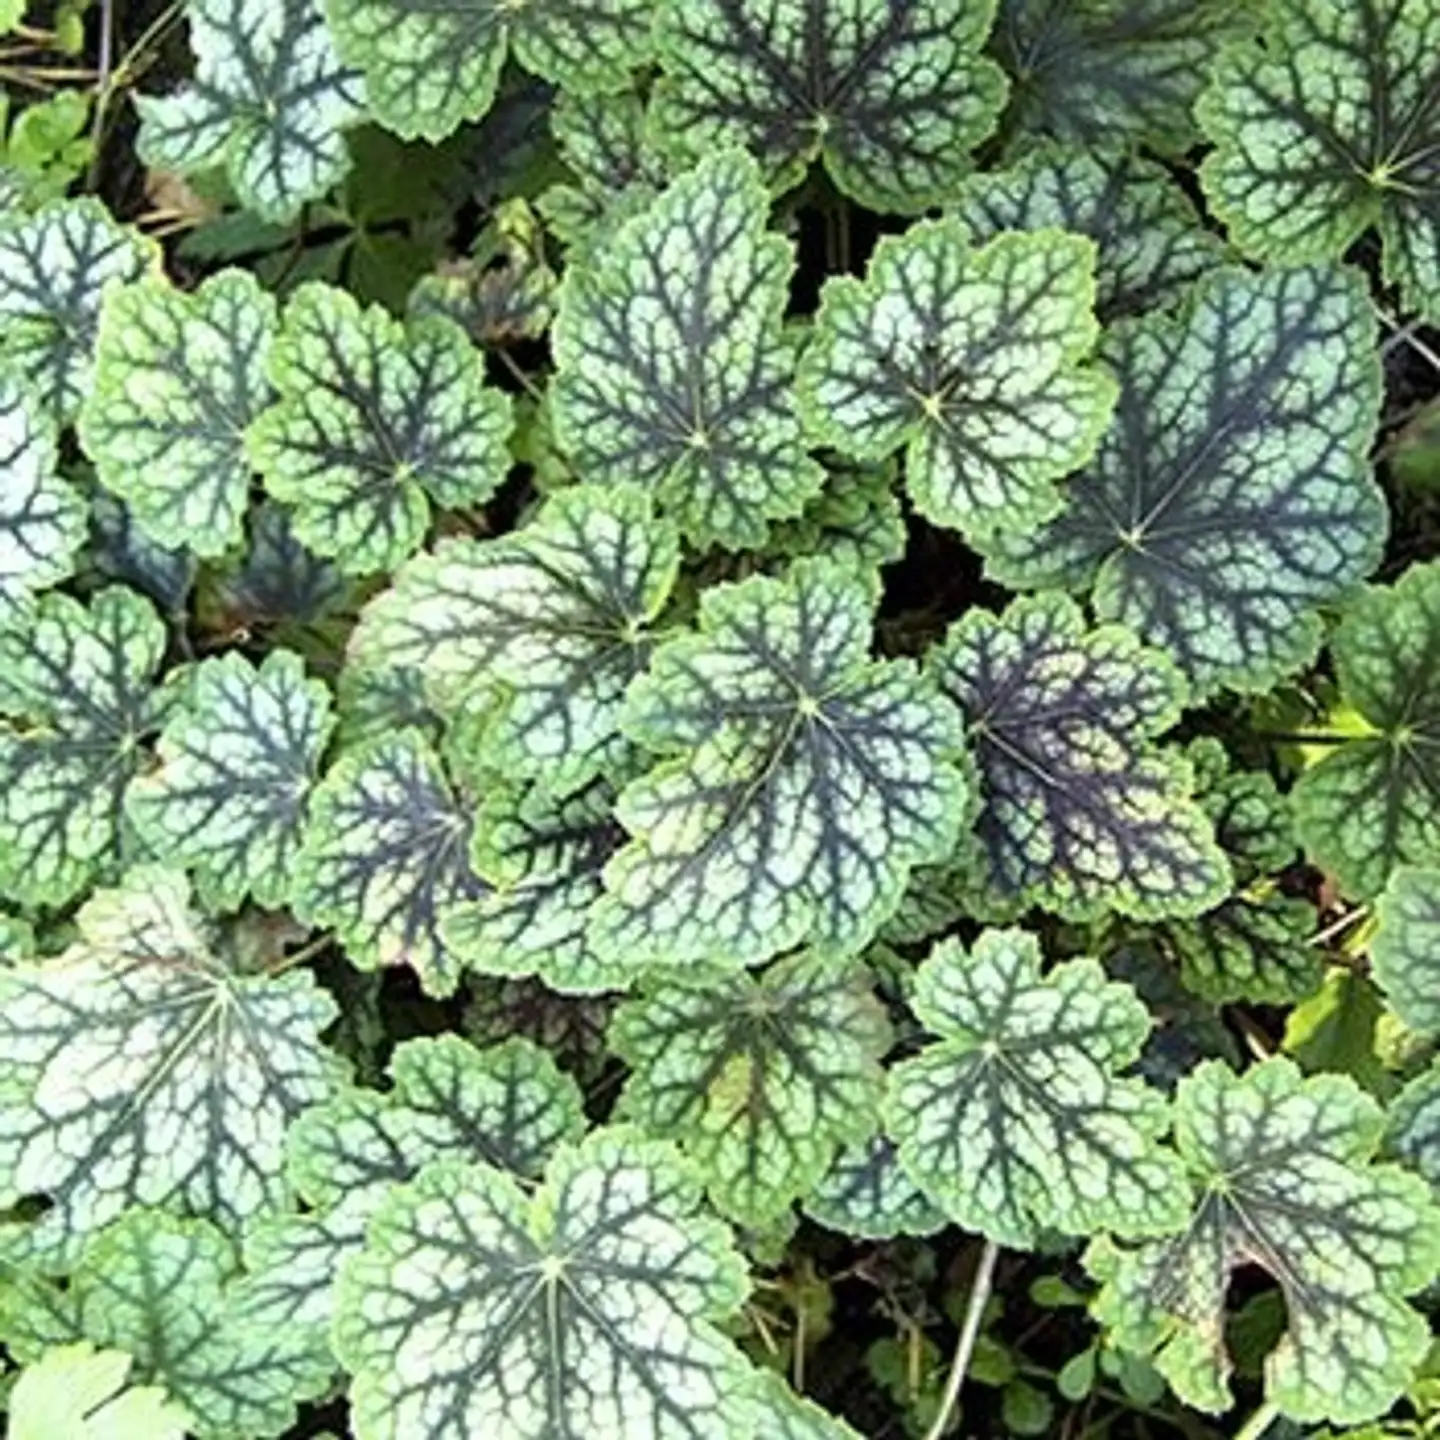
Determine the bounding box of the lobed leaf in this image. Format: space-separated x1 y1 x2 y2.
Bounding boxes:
7 1341 190 1440
803 1134 947 1240
1371 866 1440 1035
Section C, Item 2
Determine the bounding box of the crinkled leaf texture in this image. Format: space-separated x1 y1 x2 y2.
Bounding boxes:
293 728 483 997
327 0 654 142
249 282 513 576
1294 561 1440 899
930 592 1229 920
608 952 891 1226
0 867 341 1270
0 586 172 908
591 558 968 972
1198 0 1440 324
351 482 679 795
0 368 86 624
650 0 1007 212
8 1341 190 1440
1087 1058 1440 1424
1371 866 1440 1035
551 150 824 550
798 218 1117 539
334 1128 758 1440
135 0 363 222
1388 1059 1440 1192
79 269 276 557
125 649 335 913
803 1134 947 1240
983 263 1386 698
886 929 1188 1248
0 197 157 421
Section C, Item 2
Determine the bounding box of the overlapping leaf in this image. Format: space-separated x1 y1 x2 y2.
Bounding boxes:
1294 561 1440 899
0 586 172 908
0 867 341 1269
327 0 654 143
0 198 156 421
0 369 85 624
761 460 908 587
248 283 512 576
803 1135 947 1240
351 483 679 793
7 1342 190 1440
609 953 891 1225
1197 0 1440 324
125 650 335 913
89 494 197 618
930 592 1228 920
334 1129 757 1439
134 0 363 222
798 219 1116 539
1371 866 1440 1035
983 264 1386 698
887 929 1187 1248
954 145 1224 319
293 728 483 997
1087 1058 1440 1423
651 0 1007 212
79 270 276 557
591 559 968 971
1388 1059 1440 1191
551 150 824 550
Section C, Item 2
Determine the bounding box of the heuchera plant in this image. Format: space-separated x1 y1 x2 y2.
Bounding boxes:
2 1 1440 1438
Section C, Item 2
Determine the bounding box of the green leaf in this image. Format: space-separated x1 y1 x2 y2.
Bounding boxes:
1388 1059 1440 1191
79 269 276 558
0 867 341 1269
441 774 627 994
326 0 654 143
760 1370 866 1440
990 0 1254 154
650 0 1006 212
249 282 513 576
929 591 1229 921
982 264 1386 698
797 219 1116 539
0 586 171 908
0 369 86 624
608 953 891 1226
591 558 969 971
760 459 907 586
334 1129 757 1439
89 493 198 618
124 649 335 913
134 0 364 223
1197 0 1440 324
954 144 1224 320
1371 866 1440 1035
1284 967 1392 1095
803 1134 947 1240
351 483 679 794
551 150 824 551
0 197 157 422
293 728 483 997
886 929 1187 1248
8 1342 191 1440
7 1210 333 1440
1293 561 1440 899
1086 1058 1440 1424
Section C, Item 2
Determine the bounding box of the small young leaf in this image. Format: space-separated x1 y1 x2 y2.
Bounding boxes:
293 729 483 997
930 592 1229 920
135 0 364 223
1371 866 1440 1035
125 649 335 913
333 1130 756 1439
249 283 513 576
8 1342 190 1440
798 219 1116 539
79 269 276 557
886 929 1188 1248
650 0 1007 212
0 867 340 1268
1087 1058 1440 1424
0 197 156 421
1198 0 1440 324
983 264 1386 698
592 559 969 971
551 150 824 550
609 952 891 1226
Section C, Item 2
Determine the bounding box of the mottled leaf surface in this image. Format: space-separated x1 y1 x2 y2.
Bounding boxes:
803 1135 947 1240
1388 1059 1440 1191
1372 866 1440 1034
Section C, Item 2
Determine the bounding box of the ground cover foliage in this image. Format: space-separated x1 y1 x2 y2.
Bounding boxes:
2 1 1440 1437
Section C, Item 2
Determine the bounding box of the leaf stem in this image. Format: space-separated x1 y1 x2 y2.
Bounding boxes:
922 1239 1001 1440
1233 1399 1281 1440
